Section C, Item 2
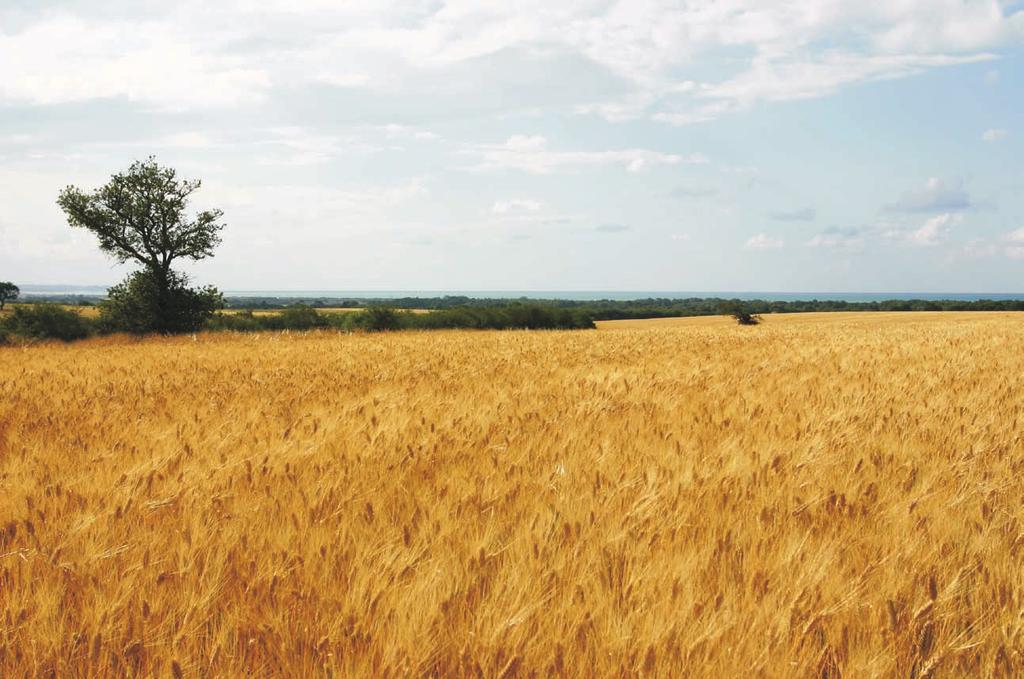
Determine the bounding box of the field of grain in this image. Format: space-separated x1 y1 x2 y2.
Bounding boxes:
2 313 1024 676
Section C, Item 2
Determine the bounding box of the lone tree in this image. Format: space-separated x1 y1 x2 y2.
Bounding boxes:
719 300 761 326
57 158 224 333
0 282 18 310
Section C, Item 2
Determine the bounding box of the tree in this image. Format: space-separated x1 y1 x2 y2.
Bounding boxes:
0 282 18 310
718 300 761 326
57 157 225 333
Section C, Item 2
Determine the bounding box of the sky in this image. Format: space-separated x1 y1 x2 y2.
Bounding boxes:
1 1 1023 293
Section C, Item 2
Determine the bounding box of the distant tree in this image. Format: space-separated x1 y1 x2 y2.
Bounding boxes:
56 157 225 333
719 300 761 326
0 282 18 310
732 310 761 326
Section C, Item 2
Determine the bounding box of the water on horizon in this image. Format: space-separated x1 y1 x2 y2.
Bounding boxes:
17 285 1024 303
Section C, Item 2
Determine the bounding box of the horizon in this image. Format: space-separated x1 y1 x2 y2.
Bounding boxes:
15 283 1024 304
2 2 1023 291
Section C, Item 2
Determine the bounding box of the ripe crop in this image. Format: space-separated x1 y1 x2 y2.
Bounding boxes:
2 312 1023 676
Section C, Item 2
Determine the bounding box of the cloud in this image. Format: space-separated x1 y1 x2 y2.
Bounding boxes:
462 135 700 174
982 128 1008 142
884 177 972 213
703 52 992 105
906 213 959 246
594 223 631 234
805 227 864 250
769 207 816 222
1004 228 1024 259
5 1 1018 124
492 199 542 214
0 15 269 110
745 233 784 250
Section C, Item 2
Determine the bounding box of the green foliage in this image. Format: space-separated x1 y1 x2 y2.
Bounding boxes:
262 305 328 331
0 282 18 310
100 270 223 334
203 304 594 336
718 300 761 325
57 157 226 335
2 304 92 342
57 157 224 271
358 306 404 332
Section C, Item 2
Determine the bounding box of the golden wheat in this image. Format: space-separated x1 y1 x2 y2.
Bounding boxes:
2 312 1023 677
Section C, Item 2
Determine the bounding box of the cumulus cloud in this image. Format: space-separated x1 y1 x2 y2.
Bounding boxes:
885 177 972 213
745 233 784 250
462 135 698 174
982 128 1008 142
906 213 960 246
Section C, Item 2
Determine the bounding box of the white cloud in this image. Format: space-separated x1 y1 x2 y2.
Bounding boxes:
462 135 698 174
699 52 993 107
1004 227 1024 258
982 128 1008 141
3 1 1020 123
907 213 960 246
492 199 542 213
885 177 972 213
0 15 269 110
745 233 784 250
805 228 864 250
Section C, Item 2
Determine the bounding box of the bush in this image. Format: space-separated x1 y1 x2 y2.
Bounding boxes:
101 269 223 334
718 300 761 326
2 304 92 341
262 305 328 331
733 311 761 326
356 306 404 332
205 310 263 333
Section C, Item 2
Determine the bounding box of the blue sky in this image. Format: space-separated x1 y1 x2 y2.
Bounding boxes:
1 1 1023 292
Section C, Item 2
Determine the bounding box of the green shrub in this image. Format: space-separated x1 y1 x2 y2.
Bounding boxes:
206 310 263 333
101 269 223 334
263 305 328 331
3 304 93 341
356 306 404 332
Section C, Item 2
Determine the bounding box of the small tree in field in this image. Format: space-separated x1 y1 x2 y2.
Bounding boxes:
0 282 18 310
57 158 225 333
719 300 761 326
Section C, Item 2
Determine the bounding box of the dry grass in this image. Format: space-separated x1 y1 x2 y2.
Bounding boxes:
2 313 1024 676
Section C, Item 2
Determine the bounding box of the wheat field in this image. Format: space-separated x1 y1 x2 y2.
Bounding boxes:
2 312 1024 677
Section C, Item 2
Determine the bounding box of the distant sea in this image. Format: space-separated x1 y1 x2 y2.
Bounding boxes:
18 285 1024 303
